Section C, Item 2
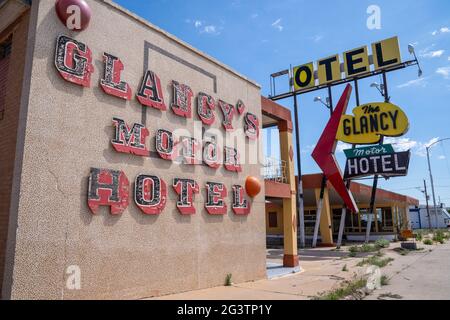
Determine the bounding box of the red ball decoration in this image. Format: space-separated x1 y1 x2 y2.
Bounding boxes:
245 176 261 198
55 0 92 31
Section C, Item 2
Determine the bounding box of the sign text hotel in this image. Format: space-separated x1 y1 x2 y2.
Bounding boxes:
55 35 260 216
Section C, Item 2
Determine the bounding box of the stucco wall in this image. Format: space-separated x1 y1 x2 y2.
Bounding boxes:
5 0 266 299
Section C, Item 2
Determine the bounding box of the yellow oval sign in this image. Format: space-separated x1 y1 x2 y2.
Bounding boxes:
337 102 409 144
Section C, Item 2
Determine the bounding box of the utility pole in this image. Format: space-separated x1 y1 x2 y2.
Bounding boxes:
424 179 432 229
426 146 438 230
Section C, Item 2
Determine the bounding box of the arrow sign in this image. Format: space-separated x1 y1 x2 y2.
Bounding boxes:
311 84 358 213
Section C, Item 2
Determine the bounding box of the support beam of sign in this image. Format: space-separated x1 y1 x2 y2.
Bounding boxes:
365 71 389 243
293 93 306 248
312 84 358 215
336 79 360 249
312 86 334 248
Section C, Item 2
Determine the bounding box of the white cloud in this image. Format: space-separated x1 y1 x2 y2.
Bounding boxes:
384 137 440 157
187 19 221 35
301 144 315 154
420 49 445 58
201 25 219 35
336 141 352 153
432 27 450 35
397 77 428 89
384 137 418 152
310 34 324 43
436 67 450 79
271 18 283 31
439 155 446 160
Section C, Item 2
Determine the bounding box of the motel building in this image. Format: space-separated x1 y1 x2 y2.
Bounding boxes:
0 0 418 299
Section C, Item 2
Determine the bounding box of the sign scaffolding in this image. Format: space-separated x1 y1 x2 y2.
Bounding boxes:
269 36 421 247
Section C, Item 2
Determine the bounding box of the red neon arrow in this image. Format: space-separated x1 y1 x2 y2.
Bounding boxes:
311 84 358 213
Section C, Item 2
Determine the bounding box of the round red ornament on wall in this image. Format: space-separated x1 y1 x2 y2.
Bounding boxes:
245 176 261 198
55 0 92 31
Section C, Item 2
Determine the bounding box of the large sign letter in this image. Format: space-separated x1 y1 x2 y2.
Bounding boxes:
244 112 260 140
137 70 166 110
224 147 242 172
100 53 132 100
205 182 227 215
232 185 250 215
197 92 216 125
156 129 177 160
134 174 167 215
219 100 235 131
111 117 149 156
171 81 193 118
173 178 199 215
87 168 129 215
55 35 94 87
203 141 221 169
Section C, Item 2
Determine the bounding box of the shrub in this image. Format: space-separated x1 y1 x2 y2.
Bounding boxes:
423 239 433 245
342 264 348 272
433 230 446 244
375 239 390 249
415 231 423 241
361 244 378 252
357 256 394 268
225 273 233 286
315 278 367 300
380 275 389 286
349 246 359 253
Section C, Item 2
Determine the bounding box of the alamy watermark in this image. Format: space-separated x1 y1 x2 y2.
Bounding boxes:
66 5 82 30
66 265 81 290
367 5 381 30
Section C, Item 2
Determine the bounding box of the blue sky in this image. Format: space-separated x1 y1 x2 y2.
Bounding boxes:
114 0 450 205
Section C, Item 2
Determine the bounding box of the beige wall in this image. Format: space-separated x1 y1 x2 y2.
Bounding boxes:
3 0 266 299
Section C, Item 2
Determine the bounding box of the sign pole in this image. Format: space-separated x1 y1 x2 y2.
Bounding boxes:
365 72 389 243
293 93 306 248
337 80 359 248
312 86 333 248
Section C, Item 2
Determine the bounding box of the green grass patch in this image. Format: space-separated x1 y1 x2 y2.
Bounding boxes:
357 256 394 268
423 239 433 245
314 278 367 300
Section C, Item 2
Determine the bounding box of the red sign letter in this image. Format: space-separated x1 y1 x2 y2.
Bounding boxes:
232 185 250 215
203 141 221 169
111 117 149 156
100 52 132 100
87 168 129 215
205 182 227 215
197 92 216 125
224 147 242 172
137 70 166 110
219 100 235 131
55 35 94 87
244 112 260 140
173 178 199 215
134 174 167 215
171 80 193 118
